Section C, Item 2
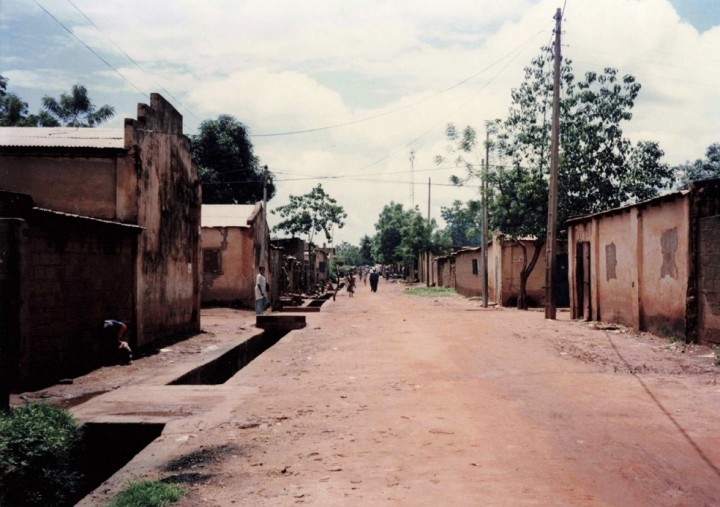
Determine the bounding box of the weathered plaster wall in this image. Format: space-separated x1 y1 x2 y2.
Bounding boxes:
127 94 201 345
0 155 117 218
595 211 636 328
455 249 483 298
568 192 690 339
499 241 547 307
201 227 255 307
638 198 689 337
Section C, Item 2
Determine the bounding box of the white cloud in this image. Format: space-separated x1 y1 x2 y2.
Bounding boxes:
3 0 719 242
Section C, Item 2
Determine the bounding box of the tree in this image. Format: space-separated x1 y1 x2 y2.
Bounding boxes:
490 47 672 308
372 202 444 277
335 241 363 267
0 75 57 126
674 143 720 188
272 184 346 282
40 84 114 127
372 202 408 266
440 199 483 247
359 235 374 265
191 115 276 204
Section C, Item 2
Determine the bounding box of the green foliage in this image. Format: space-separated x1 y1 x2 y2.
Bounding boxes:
41 84 114 127
0 403 83 506
496 46 672 236
404 286 456 297
191 115 276 204
107 480 186 507
0 75 59 126
674 143 720 188
335 241 363 266
372 202 445 270
359 235 374 265
440 199 483 247
488 46 672 308
272 184 346 245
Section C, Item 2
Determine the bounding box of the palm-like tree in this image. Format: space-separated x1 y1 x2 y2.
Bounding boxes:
41 84 115 127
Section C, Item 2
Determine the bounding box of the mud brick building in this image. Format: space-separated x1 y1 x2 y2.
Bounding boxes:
425 239 568 308
201 203 269 309
567 178 720 344
0 94 201 386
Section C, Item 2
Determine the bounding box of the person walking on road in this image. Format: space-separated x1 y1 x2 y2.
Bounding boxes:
255 266 268 315
369 268 380 293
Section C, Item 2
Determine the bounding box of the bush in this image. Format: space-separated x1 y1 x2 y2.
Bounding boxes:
0 403 83 506
108 480 186 507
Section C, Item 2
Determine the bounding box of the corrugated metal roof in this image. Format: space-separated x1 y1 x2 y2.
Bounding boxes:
565 189 689 225
202 204 260 228
0 127 125 149
33 207 144 230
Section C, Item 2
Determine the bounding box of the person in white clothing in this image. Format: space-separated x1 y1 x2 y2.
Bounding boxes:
255 266 268 315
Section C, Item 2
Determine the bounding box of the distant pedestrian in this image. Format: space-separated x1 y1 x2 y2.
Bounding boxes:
255 266 268 315
347 271 356 298
369 269 380 293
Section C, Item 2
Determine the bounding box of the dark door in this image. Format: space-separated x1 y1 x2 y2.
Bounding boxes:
575 242 592 320
698 216 720 345
555 253 569 307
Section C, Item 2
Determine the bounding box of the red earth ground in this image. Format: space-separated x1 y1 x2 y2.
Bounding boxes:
15 280 720 506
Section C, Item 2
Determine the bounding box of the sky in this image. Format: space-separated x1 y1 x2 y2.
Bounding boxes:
1 0 719 244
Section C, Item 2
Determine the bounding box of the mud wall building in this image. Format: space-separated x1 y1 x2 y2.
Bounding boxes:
0 94 201 354
201 203 269 308
0 192 141 385
567 179 720 345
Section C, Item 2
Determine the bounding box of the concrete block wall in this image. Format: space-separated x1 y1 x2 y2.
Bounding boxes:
18 216 137 386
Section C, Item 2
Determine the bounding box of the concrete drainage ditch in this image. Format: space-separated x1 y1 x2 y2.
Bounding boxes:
70 315 307 504
69 422 165 506
168 330 288 385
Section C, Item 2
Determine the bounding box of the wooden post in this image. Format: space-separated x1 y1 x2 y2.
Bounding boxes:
545 7 562 320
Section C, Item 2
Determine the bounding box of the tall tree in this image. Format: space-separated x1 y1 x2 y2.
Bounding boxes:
674 143 720 188
272 183 346 251
372 202 444 275
372 202 408 266
488 47 671 308
440 199 483 247
0 75 57 126
191 115 276 204
41 84 114 127
359 235 374 265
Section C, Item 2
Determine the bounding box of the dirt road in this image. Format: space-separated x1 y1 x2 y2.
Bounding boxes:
24 280 720 505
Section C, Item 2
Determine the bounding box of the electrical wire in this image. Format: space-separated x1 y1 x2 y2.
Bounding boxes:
64 0 202 123
33 0 147 98
250 28 547 138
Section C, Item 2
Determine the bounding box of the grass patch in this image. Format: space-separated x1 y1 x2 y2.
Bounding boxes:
107 480 186 507
404 286 456 297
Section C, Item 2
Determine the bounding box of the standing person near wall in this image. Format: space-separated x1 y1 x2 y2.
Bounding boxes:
255 266 268 315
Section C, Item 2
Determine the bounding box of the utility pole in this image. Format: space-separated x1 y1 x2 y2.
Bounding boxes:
427 178 431 287
545 7 562 320
410 149 416 209
483 132 490 308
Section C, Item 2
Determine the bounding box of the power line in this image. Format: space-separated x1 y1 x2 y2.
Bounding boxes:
64 0 202 123
33 0 147 98
250 29 546 138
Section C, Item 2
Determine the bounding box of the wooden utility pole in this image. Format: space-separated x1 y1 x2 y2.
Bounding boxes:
545 7 562 320
482 133 489 308
427 178 431 287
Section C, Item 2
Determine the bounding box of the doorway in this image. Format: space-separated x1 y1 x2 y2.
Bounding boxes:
575 242 591 320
